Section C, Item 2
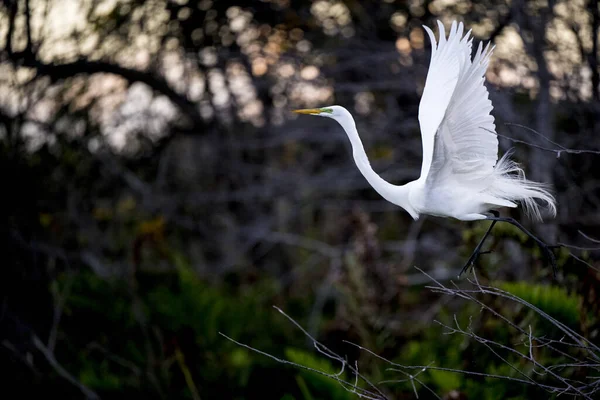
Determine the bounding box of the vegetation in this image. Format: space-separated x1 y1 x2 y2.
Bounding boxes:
1 0 600 399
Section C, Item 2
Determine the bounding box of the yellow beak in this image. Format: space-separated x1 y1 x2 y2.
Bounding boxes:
292 108 321 115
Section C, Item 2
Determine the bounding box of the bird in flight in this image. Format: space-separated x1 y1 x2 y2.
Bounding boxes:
293 20 557 276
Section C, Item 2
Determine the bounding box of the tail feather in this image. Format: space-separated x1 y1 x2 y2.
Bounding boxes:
488 150 557 222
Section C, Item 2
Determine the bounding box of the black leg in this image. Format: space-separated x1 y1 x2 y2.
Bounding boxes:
484 216 557 278
460 211 499 277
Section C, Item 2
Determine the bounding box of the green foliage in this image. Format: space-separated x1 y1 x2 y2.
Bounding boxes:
285 348 356 400
389 291 588 400
429 369 462 392
496 281 582 328
146 261 284 346
79 361 123 390
462 220 528 244
56 255 360 399
396 311 468 395
4 0 600 399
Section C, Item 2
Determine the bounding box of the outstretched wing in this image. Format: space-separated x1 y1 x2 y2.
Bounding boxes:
417 21 497 185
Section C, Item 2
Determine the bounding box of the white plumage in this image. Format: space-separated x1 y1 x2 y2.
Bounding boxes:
417 20 556 222
293 20 557 224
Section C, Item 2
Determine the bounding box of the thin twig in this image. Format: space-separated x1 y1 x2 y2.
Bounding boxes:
222 267 600 399
482 126 600 157
219 332 386 400
33 335 100 400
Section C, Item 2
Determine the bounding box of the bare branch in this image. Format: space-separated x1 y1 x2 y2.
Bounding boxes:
223 268 600 399
4 0 18 56
32 335 100 400
4 52 204 128
484 126 600 157
48 272 74 353
219 332 387 400
23 0 32 53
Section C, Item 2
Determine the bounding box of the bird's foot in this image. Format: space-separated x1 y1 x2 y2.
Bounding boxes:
459 248 492 277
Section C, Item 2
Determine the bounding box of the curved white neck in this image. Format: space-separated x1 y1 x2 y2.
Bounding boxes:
335 115 418 219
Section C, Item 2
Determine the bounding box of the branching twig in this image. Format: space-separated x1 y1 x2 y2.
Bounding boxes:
483 126 600 158
48 272 73 353
219 332 387 400
222 268 600 399
33 335 100 400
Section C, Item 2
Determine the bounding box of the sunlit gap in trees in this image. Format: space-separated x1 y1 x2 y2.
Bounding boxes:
0 0 595 154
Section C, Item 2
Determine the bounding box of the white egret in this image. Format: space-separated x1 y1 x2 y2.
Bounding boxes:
293 20 558 276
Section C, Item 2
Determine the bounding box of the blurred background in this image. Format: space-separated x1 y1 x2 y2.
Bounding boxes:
1 0 600 399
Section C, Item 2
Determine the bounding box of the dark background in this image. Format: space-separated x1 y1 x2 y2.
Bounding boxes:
1 0 599 399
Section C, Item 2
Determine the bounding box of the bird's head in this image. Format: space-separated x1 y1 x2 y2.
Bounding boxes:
292 105 349 120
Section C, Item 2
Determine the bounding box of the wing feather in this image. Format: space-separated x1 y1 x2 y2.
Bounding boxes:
418 20 472 181
418 21 498 185
415 21 556 221
430 41 497 182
